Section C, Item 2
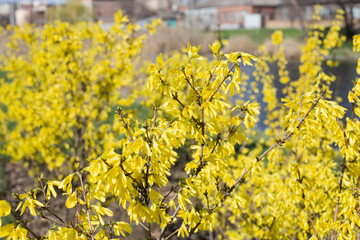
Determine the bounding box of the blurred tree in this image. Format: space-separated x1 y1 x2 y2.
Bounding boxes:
288 0 307 30
47 0 92 23
329 0 356 39
288 0 358 39
119 0 135 18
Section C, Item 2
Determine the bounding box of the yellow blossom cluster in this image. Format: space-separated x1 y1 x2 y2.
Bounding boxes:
0 11 157 173
0 7 360 240
213 9 360 240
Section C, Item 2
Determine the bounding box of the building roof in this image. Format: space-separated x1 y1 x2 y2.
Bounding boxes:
0 0 66 5
283 0 360 6
195 0 284 8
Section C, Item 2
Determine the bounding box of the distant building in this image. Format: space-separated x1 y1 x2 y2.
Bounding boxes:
0 0 66 26
278 0 360 29
183 0 283 30
0 3 11 25
90 0 124 23
184 7 217 30
88 0 178 25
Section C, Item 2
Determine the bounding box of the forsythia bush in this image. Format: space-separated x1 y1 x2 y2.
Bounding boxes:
0 11 160 173
0 6 360 240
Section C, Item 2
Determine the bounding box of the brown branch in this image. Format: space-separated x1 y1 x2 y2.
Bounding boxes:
193 109 245 178
187 90 326 236
209 63 237 102
294 152 317 238
181 69 200 97
210 133 222 155
206 68 216 87
331 156 347 239
144 156 151 206
77 171 95 240
239 90 325 188
44 206 67 225
148 222 152 240
164 229 179 240
11 210 41 240
119 158 138 185
331 121 357 239
116 107 134 142
256 89 326 164
40 213 73 229
159 185 180 207
159 205 181 240
153 106 157 128
186 221 202 239
171 92 201 126
308 210 318 237
222 110 246 141
195 96 206 177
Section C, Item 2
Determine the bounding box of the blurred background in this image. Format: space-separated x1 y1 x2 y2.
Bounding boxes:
0 1 359 239
0 0 359 29
0 0 359 59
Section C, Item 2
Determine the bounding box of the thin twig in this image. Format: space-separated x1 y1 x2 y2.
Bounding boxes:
139 221 150 231
295 153 317 238
187 221 202 239
331 156 347 239
159 205 181 240
164 229 179 240
11 210 41 240
256 89 326 163
116 108 134 142
148 222 152 240
193 109 245 178
209 63 237 102
77 171 95 240
206 68 216 87
44 206 67 224
40 214 72 229
187 90 326 236
222 110 245 141
194 96 206 177
159 185 180 207
171 92 201 126
308 210 318 237
153 107 157 128
182 69 200 97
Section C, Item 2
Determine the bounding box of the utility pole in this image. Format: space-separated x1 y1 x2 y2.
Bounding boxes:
9 0 16 25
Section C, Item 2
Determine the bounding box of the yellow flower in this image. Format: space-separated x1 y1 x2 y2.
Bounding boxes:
187 42 203 60
271 30 283 45
354 35 360 53
209 41 221 55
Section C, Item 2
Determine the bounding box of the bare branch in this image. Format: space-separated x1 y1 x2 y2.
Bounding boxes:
181 69 200 98
187 90 326 236
209 63 237 102
116 107 134 142
159 205 181 240
164 229 179 240
77 171 95 240
11 210 41 240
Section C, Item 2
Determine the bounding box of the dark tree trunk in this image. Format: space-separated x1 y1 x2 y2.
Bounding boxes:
332 0 355 40
288 0 307 30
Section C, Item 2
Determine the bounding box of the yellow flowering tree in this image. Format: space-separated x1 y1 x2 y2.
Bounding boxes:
0 38 320 239
214 8 360 239
0 11 160 174
1 6 360 240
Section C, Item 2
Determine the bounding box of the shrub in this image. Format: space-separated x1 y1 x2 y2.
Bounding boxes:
0 6 360 240
0 11 159 174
